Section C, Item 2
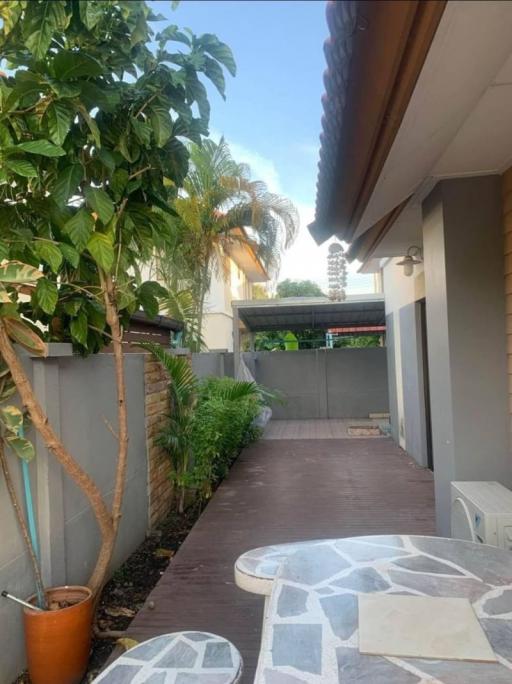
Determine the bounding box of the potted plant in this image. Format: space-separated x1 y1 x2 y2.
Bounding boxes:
0 1 235 681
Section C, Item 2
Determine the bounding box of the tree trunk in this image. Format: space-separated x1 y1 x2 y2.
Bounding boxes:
87 272 129 593
196 262 210 351
0 322 115 593
0 440 47 609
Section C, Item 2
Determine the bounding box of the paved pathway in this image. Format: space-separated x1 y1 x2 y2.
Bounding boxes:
127 433 435 682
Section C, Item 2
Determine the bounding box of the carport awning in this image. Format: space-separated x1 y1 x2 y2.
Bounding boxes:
233 295 385 332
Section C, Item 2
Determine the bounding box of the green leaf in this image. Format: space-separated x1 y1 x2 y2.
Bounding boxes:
0 122 13 147
0 378 17 403
4 159 37 178
3 317 48 356
52 51 104 80
0 241 8 261
79 0 106 29
64 209 94 251
63 299 82 316
139 281 168 298
24 1 66 60
138 292 159 319
0 286 11 304
34 241 63 273
70 310 88 346
14 140 66 157
185 72 210 123
46 101 73 145
81 82 120 113
87 232 114 272
0 261 42 283
203 56 226 98
84 187 115 224
150 106 173 147
200 34 236 76
6 435 35 462
47 79 81 99
0 405 23 434
52 164 83 207
96 148 116 172
78 105 101 148
110 169 129 200
59 243 80 268
131 117 152 146
34 279 58 314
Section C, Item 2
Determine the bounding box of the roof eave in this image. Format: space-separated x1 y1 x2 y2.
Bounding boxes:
310 0 446 245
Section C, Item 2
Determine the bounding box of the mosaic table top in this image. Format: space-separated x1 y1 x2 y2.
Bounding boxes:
235 540 332 596
92 631 242 684
254 535 512 683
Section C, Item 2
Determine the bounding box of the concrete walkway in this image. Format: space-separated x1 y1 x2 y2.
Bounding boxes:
127 433 435 682
263 418 389 439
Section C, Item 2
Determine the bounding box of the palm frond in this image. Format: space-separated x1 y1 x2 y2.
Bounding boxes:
136 342 198 411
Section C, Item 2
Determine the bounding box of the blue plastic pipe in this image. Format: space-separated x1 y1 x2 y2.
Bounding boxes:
19 425 44 608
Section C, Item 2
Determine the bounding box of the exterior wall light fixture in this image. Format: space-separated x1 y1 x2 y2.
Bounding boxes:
396 246 422 277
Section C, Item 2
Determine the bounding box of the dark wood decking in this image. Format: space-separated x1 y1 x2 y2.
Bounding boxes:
128 437 435 682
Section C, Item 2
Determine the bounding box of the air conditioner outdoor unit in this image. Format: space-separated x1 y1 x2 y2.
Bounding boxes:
451 481 512 550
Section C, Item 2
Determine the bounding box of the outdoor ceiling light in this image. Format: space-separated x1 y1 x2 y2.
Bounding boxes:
397 246 422 277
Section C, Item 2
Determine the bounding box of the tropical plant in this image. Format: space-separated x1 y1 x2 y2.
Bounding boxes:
138 341 198 512
141 342 267 507
157 137 299 348
0 0 235 594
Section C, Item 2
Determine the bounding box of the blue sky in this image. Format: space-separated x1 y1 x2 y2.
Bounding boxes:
151 0 374 294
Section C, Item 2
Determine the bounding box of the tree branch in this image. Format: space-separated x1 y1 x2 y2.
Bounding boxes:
0 440 48 609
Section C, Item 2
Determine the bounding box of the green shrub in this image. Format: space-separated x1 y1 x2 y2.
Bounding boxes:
188 378 262 500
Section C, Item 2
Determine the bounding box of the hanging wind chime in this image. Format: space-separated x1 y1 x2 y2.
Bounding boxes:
327 241 347 301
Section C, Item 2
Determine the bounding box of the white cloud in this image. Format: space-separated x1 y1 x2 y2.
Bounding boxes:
208 134 375 295
209 129 282 193
278 203 375 295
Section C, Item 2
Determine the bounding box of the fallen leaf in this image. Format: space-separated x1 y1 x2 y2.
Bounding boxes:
117 637 139 651
105 606 135 618
154 548 174 559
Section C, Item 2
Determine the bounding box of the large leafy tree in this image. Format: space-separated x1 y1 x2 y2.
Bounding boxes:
276 279 325 298
0 0 235 593
157 138 299 349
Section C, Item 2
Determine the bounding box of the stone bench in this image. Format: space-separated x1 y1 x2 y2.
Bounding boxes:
234 539 331 596
92 631 242 684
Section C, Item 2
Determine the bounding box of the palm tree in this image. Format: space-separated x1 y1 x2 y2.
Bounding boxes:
160 138 299 349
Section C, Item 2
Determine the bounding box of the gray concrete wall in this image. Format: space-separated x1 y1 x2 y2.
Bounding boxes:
192 352 234 379
385 313 400 444
423 177 511 535
399 303 429 468
0 351 148 683
251 348 389 419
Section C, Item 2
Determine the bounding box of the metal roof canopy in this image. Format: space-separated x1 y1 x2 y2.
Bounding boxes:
232 294 385 333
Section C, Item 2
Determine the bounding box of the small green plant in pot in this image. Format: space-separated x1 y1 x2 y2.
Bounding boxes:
0 1 235 681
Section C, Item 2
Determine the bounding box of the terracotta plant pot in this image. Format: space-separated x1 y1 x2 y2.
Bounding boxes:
23 585 94 684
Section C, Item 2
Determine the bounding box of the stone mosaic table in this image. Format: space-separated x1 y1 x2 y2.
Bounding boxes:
92 631 242 684
251 535 512 683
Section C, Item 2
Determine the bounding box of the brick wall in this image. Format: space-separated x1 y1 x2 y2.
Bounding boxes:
144 354 173 528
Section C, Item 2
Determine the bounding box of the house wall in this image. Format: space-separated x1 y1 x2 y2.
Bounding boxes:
203 253 254 351
382 259 427 458
422 177 510 535
0 350 152 683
